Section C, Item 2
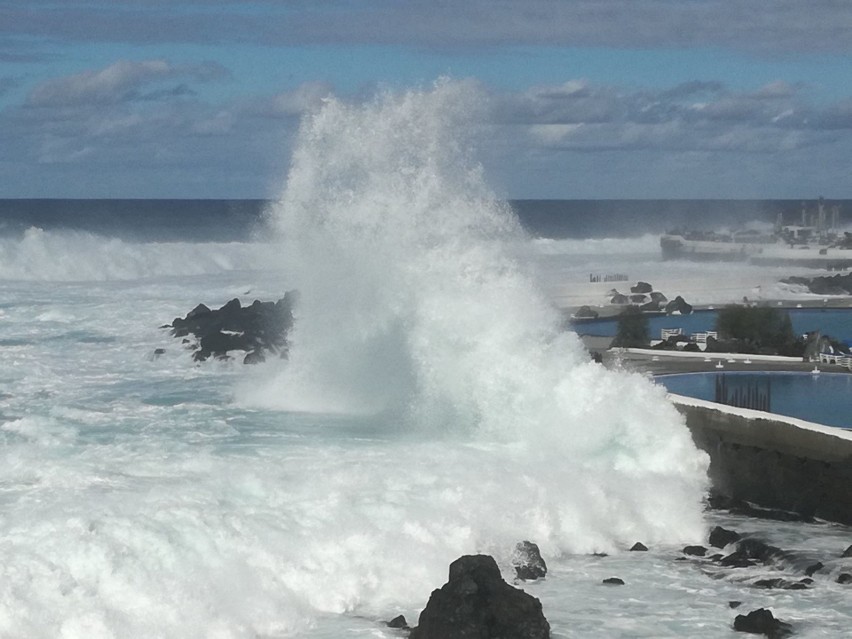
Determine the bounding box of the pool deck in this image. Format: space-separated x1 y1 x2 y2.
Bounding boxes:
602 346 845 376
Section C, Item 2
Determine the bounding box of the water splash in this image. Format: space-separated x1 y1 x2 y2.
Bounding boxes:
244 79 709 550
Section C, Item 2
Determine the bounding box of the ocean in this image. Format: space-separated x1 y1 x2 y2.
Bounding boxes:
1 83 850 637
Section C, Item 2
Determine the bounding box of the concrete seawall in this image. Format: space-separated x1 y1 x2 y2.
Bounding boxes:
670 394 852 525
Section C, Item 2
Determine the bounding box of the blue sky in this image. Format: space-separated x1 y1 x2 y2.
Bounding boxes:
3 1 852 198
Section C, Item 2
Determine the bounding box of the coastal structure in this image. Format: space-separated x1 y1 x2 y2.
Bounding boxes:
672 394 852 525
661 198 852 268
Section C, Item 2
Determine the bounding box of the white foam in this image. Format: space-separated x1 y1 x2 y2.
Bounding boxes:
0 226 273 282
240 79 710 556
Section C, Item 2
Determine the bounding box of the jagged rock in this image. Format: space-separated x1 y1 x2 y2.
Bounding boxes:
683 545 707 557
729 601 743 609
720 551 757 568
733 608 792 637
709 526 741 549
512 541 547 581
168 292 297 363
631 281 653 294
805 561 824 577
610 293 629 305
736 538 785 564
837 573 852 584
386 615 409 629
664 295 693 315
408 555 550 639
630 542 648 552
649 291 668 303
629 294 648 304
602 577 625 585
842 544 852 558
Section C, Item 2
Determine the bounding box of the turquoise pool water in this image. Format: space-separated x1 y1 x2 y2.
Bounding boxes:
573 308 852 343
657 371 852 429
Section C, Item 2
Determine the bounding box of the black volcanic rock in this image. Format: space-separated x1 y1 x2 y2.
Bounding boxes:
683 545 707 557
631 281 653 294
664 295 693 315
630 542 648 551
386 615 409 629
602 577 625 585
168 292 296 363
837 573 852 584
512 541 547 581
408 554 550 639
842 544 852 558
733 608 792 638
709 526 741 549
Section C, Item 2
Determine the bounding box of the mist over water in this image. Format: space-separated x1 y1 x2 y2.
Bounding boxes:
244 80 709 551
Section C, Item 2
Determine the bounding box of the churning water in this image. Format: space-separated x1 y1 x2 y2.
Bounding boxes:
0 81 849 638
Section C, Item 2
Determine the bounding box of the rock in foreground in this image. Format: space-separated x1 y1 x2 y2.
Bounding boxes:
733 608 792 637
409 554 550 639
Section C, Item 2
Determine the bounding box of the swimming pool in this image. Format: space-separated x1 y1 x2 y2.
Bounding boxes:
656 371 852 429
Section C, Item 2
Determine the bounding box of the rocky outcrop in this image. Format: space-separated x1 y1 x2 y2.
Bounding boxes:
168 292 296 364
664 295 693 315
631 281 653 294
783 272 852 296
409 554 550 639
512 541 547 581
733 608 792 637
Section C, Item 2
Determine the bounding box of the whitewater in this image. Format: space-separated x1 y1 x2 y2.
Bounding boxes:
1 82 850 638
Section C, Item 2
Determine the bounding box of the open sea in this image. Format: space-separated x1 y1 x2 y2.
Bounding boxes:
1 84 850 637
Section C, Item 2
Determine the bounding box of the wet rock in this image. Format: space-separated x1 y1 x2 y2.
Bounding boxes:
168 292 296 363
720 551 757 568
512 541 547 581
804 561 824 577
630 542 648 552
733 608 792 638
386 615 409 629
842 544 852 558
683 545 707 557
631 281 653 294
709 526 741 549
736 538 784 564
408 554 550 639
602 577 624 585
610 293 629 305
837 573 852 585
729 601 743 609
753 578 808 590
650 291 668 304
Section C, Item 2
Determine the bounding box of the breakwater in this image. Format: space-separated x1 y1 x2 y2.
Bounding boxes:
671 395 852 525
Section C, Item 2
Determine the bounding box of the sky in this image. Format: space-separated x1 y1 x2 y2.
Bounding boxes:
3 1 852 199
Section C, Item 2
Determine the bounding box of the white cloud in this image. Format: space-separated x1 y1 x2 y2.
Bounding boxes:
26 59 228 107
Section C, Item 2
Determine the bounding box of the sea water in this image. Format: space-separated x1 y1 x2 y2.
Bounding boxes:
1 81 850 638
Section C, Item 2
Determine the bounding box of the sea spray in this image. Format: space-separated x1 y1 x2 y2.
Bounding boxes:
244 79 709 558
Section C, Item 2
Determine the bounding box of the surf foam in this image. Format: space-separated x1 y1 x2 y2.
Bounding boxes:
242 79 710 552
